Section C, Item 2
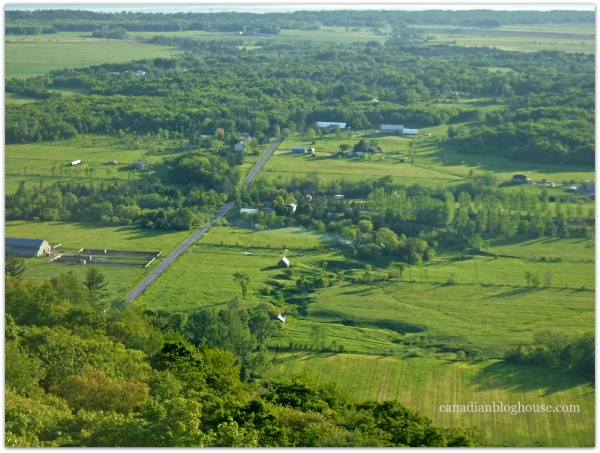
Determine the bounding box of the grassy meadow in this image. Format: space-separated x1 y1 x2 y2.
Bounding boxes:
261 130 595 192
5 136 182 195
270 353 594 447
135 226 345 312
412 23 595 53
5 33 179 78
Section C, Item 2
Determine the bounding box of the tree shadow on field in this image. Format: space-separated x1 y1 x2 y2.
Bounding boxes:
474 361 593 396
487 287 538 299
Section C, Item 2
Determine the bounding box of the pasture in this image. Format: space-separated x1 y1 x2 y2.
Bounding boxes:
135 226 346 312
262 131 595 192
5 136 182 195
270 352 594 447
4 33 179 78
126 26 388 45
412 23 595 53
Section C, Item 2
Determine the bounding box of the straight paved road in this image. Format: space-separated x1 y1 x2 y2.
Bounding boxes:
124 136 283 302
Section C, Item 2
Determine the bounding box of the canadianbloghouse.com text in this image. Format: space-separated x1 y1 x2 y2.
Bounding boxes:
439 401 580 416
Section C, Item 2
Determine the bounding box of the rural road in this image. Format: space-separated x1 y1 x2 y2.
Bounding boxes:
124 135 283 302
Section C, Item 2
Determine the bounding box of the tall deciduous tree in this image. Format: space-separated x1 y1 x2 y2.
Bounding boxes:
233 271 251 299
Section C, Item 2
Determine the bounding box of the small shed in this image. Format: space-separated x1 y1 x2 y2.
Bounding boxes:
234 140 245 152
277 313 286 324
287 203 297 214
5 238 51 257
292 147 307 154
107 160 118 165
334 194 345 200
278 257 290 268
240 208 259 214
70 160 82 166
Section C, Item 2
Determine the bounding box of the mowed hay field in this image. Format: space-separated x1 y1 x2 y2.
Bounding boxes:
411 23 595 53
270 353 594 447
4 220 191 299
5 34 179 78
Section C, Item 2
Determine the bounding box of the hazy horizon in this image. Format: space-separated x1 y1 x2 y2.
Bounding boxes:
4 2 596 12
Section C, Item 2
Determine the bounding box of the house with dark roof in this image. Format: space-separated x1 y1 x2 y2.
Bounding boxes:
5 238 51 257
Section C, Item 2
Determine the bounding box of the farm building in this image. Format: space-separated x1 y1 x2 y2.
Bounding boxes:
287 203 297 214
240 208 259 214
70 160 82 166
234 140 245 152
107 160 118 165
308 147 315 156
512 174 532 184
380 124 404 134
130 162 148 170
278 257 290 268
134 70 146 77
292 147 307 154
5 238 51 257
379 124 418 135
334 194 345 200
316 121 347 132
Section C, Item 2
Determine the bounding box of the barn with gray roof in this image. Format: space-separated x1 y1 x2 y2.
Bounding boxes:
5 238 51 257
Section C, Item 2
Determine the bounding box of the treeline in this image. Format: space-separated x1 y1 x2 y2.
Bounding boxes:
504 331 594 379
6 9 593 37
5 160 233 230
5 268 479 447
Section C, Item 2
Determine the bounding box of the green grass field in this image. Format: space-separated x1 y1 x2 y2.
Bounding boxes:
413 23 595 53
5 33 180 78
4 220 192 299
135 226 344 312
4 136 184 195
262 131 594 191
270 352 594 447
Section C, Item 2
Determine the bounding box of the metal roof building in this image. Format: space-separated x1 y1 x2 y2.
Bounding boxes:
5 238 51 257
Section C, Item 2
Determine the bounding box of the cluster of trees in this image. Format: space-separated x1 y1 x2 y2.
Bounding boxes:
5 176 229 230
504 331 594 379
450 118 594 165
91 26 128 39
6 265 479 447
236 174 593 266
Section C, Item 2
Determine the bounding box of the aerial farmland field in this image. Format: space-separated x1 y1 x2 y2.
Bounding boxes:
5 33 180 78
